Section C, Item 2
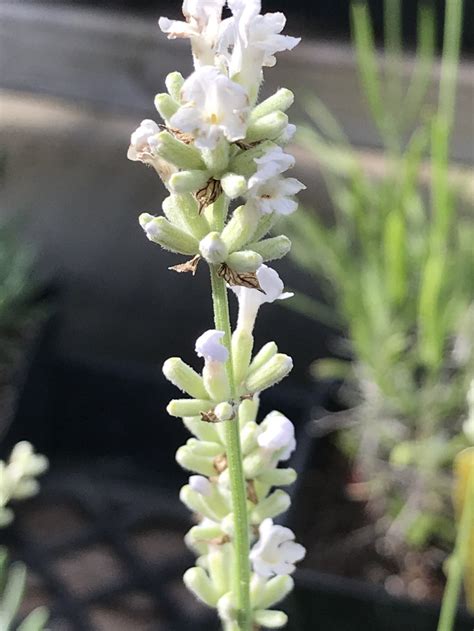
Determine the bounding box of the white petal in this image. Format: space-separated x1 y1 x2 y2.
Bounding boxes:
195 329 229 363
189 475 213 496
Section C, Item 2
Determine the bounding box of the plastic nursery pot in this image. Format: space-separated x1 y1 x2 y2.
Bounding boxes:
285 381 474 631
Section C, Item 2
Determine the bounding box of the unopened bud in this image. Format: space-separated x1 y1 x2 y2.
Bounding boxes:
163 358 208 399
177 449 216 476
257 576 294 609
183 567 219 608
139 214 199 255
251 490 291 523
226 251 263 273
232 328 254 389
214 402 234 421
245 112 289 144
155 131 205 170
249 89 294 123
199 232 228 264
201 137 230 175
169 170 210 194
221 205 259 253
170 193 210 239
165 71 184 101
246 354 293 393
203 362 231 402
259 468 297 487
253 610 288 629
167 398 213 418
248 342 278 376
220 173 247 199
247 236 291 262
154 93 179 121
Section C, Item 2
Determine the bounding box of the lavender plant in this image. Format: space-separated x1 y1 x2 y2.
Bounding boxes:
127 2 305 629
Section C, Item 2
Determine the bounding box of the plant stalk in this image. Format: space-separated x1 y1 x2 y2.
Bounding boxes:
437 468 474 631
210 264 252 631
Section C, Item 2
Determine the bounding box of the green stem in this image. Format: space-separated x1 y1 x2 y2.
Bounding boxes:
437 468 474 631
210 265 252 631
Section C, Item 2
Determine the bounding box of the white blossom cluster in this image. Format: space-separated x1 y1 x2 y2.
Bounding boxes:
0 442 48 527
128 1 305 628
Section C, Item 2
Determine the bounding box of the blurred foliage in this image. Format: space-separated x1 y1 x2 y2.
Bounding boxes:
286 0 473 547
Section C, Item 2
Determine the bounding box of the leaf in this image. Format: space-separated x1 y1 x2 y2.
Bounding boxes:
169 255 201 276
217 264 263 292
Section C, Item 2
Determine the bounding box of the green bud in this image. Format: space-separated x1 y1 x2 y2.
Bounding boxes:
214 402 234 421
176 449 216 477
203 361 231 402
257 576 294 609
249 89 294 123
245 112 289 143
139 214 199 255
163 358 208 399
217 593 236 623
238 397 259 426
259 467 297 486
229 141 275 178
253 610 288 629
248 342 278 376
208 546 231 595
183 567 219 608
202 137 230 175
252 213 279 242
245 354 293 393
226 251 263 273
187 522 224 543
187 438 223 458
243 450 267 478
165 71 184 101
155 131 205 170
221 205 259 253
251 490 291 523
240 422 259 455
167 398 213 417
220 173 247 199
171 193 211 239
247 236 291 262
182 416 221 443
200 232 228 264
161 197 187 230
169 170 210 193
154 93 179 121
232 329 254 389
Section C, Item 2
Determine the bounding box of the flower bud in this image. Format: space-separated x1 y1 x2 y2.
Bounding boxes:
154 93 179 121
139 214 199 255
183 416 220 442
247 236 291 262
245 354 293 393
203 362 231 402
220 173 247 199
240 422 259 455
171 193 211 239
221 205 259 253
167 399 213 418
199 232 228 264
217 592 236 623
214 401 234 421
187 522 224 543
275 123 296 146
251 490 291 523
187 438 223 458
245 112 289 143
226 251 263 273
189 475 213 497
232 328 254 389
154 131 205 170
208 546 231 595
251 213 279 242
249 89 294 123
243 450 267 478
165 71 184 101
248 342 278 376
253 610 288 629
238 397 259 426
258 412 296 461
169 170 210 194
163 358 208 399
183 567 219 608
176 448 216 477
257 576 294 609
259 468 297 487
201 137 230 175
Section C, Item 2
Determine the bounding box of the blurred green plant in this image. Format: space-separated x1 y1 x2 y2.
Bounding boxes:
286 0 473 550
0 442 49 630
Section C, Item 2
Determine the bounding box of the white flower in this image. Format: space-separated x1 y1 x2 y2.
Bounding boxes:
159 0 225 67
278 123 297 145
195 329 229 363
127 119 160 162
257 411 296 461
232 265 293 332
247 147 305 215
170 66 249 150
219 0 300 97
248 147 295 188
250 518 305 578
189 475 213 496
